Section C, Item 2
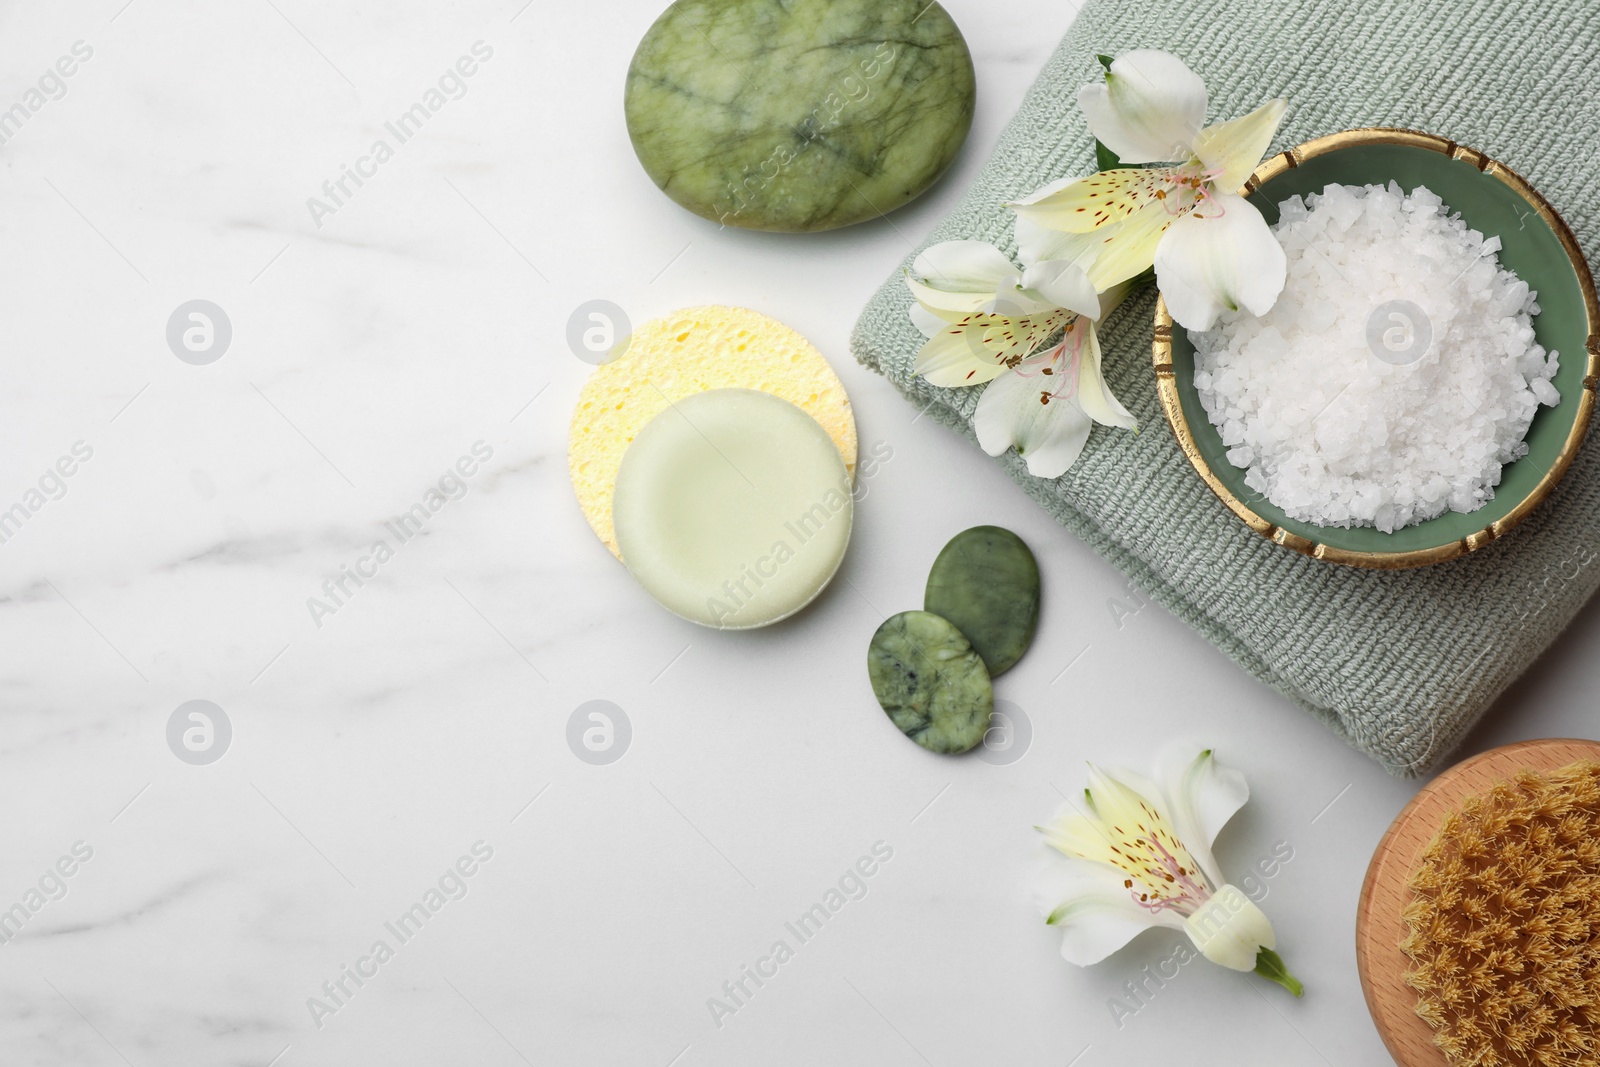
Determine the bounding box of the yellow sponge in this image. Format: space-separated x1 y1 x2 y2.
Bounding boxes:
569 306 857 558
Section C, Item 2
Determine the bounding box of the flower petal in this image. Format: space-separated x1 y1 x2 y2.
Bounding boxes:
1095 277 1137 322
908 301 950 340
905 273 995 317
1081 200 1177 290
913 328 1011 387
973 362 1048 455
1156 748 1249 890
1019 259 1100 319
1035 857 1181 966
941 307 1076 374
1038 806 1118 862
1015 213 1104 277
1153 192 1286 331
992 288 1063 319
1192 99 1288 193
1073 321 1137 430
906 279 1059 321
1010 166 1187 235
1008 174 1077 210
1183 884 1276 971
911 240 1020 296
907 240 1062 320
1078 49 1208 163
974 364 1093 478
1048 765 1218 910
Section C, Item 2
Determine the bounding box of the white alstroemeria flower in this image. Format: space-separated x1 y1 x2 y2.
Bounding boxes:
1009 50 1289 332
1034 748 1303 996
905 240 1102 385
905 242 1136 479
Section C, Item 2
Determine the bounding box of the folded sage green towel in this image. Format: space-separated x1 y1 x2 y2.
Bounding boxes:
851 0 1600 775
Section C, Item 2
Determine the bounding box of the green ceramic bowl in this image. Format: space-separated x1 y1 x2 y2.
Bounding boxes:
1154 128 1599 568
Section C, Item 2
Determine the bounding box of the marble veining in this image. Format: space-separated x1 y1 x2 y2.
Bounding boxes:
0 1 1525 1065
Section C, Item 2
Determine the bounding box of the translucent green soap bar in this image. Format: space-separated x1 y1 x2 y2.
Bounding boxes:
623 0 976 232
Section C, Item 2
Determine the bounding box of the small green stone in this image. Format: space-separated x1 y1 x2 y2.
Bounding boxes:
924 526 1040 677
624 0 976 232
867 610 993 755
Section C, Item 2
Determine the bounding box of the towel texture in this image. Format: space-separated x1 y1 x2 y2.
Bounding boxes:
851 0 1600 775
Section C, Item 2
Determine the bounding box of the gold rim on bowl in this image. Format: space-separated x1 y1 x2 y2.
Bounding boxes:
1153 127 1600 570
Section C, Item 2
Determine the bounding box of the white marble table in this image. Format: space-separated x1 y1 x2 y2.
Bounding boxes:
2 1 1596 1064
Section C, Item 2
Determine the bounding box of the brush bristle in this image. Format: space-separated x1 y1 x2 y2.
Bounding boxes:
1402 759 1600 1066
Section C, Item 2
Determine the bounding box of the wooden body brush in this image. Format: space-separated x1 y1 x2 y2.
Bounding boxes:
1357 738 1600 1067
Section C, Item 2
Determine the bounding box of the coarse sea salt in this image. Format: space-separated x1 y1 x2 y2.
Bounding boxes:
1192 181 1560 533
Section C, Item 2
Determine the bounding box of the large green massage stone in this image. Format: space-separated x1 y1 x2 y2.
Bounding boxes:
624 0 977 232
